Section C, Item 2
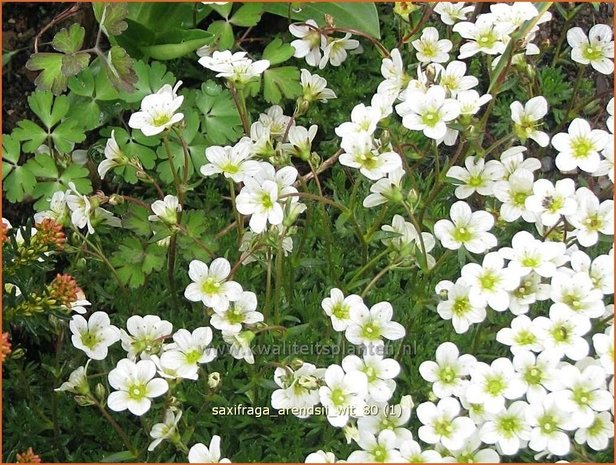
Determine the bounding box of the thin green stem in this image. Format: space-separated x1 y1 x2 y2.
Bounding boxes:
93 397 137 457
361 263 396 298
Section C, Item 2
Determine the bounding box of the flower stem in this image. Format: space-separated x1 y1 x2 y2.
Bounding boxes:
93 397 138 458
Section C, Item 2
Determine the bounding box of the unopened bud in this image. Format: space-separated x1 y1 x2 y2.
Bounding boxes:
75 395 96 407
208 372 221 389
95 383 106 402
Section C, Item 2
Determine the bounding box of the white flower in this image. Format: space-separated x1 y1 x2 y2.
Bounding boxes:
345 301 405 347
526 393 577 455
550 269 604 319
199 50 269 84
188 435 231 463
465 358 526 413
412 27 452 63
497 314 544 355
184 258 243 312
552 118 609 173
363 167 405 208
567 24 614 74
499 146 542 179
290 20 325 67
454 15 513 58
567 187 614 247
510 96 550 147
34 191 69 224
66 182 120 234
399 440 444 462
55 361 91 394
534 306 591 361
70 311 120 360
305 451 337 463
300 69 336 102
574 411 614 451
461 251 520 311
347 430 403 462
419 342 476 398
446 432 500 462
235 178 284 233
456 89 492 115
120 315 173 361
128 82 184 136
479 401 531 455
271 363 325 416
98 130 128 179
434 2 474 26
258 105 292 137
434 201 497 254
356 402 413 446
512 350 563 403
436 60 478 96
525 178 577 227
339 134 402 181
283 124 318 160
381 214 436 266
593 325 614 375
335 103 382 139
446 155 504 199
570 251 614 295
436 279 487 334
492 170 536 222
319 33 360 69
319 364 368 427
416 397 475 450
594 134 614 182
551 364 612 428
342 353 400 403
396 85 460 140
107 359 168 416
200 143 260 183
148 409 182 451
149 195 181 225
500 231 567 278
159 327 216 380
377 48 405 99
321 288 365 332
224 330 255 364
210 291 263 334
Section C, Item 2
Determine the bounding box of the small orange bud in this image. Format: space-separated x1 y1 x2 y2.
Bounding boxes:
16 447 41 463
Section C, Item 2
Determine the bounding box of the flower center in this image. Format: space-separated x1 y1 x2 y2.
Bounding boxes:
479 271 499 291
371 445 388 463
361 321 382 340
330 387 347 407
524 366 544 385
260 193 274 209
515 329 537 347
80 331 100 350
513 191 529 206
497 415 521 437
452 296 470 316
452 226 472 243
539 413 558 434
485 375 505 396
433 418 453 437
584 214 603 231
421 110 440 127
571 137 594 159
468 175 484 187
128 382 147 400
184 349 202 365
201 277 221 295
438 365 457 384
542 195 564 213
152 113 171 127
550 323 571 343
572 386 593 407
331 302 350 320
582 45 604 61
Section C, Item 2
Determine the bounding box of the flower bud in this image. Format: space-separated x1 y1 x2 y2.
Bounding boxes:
208 372 221 389
95 383 106 402
400 394 415 410
74 395 96 407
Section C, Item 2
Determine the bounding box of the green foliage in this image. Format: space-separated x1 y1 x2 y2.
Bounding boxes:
264 2 381 38
263 67 302 104
194 81 243 145
110 236 166 288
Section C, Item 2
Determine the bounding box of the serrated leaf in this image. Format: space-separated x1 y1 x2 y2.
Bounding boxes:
100 3 129 36
26 153 59 179
52 23 85 54
110 236 165 288
262 38 295 65
2 135 37 203
194 81 242 145
13 120 47 153
263 66 302 104
28 91 70 129
105 46 137 93
51 120 86 154
229 2 263 27
26 53 68 95
207 21 235 51
119 60 175 103
61 51 90 77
